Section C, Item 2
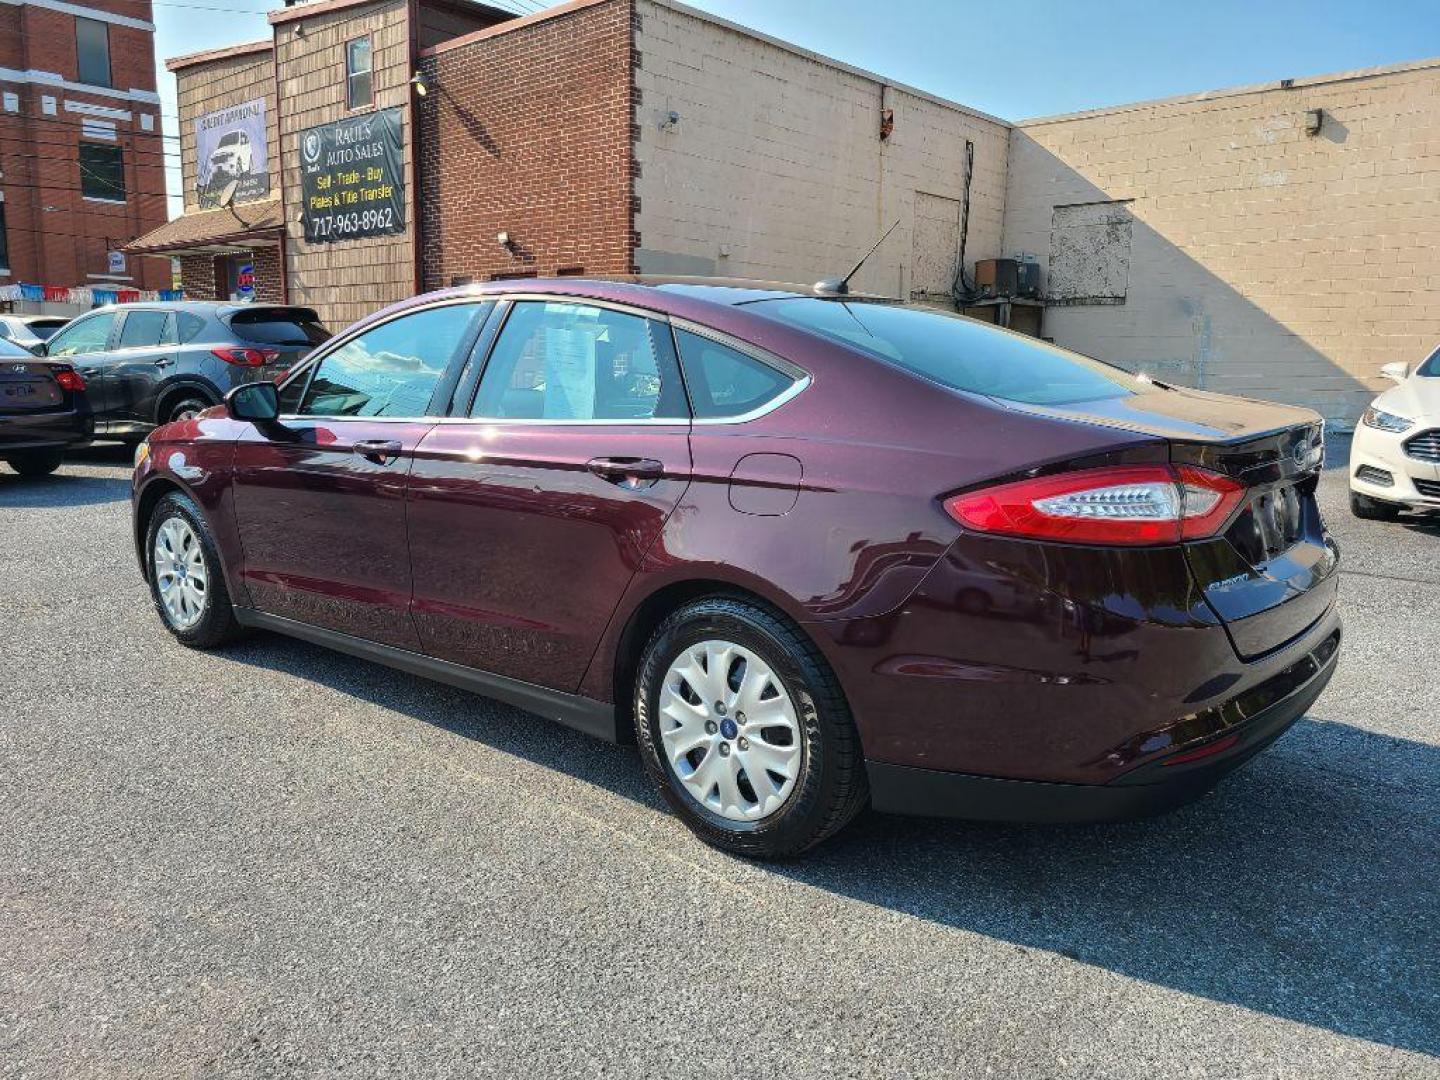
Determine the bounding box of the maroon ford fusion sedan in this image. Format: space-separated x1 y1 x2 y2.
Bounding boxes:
131 277 1340 858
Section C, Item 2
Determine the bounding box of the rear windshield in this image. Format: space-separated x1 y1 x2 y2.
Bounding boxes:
227 309 331 347
749 298 1139 406
0 336 32 358
27 319 68 340
1418 345 1440 377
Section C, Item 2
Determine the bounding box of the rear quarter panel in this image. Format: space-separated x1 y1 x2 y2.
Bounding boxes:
577 314 1171 705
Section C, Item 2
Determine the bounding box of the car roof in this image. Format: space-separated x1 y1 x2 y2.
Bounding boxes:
79 301 316 318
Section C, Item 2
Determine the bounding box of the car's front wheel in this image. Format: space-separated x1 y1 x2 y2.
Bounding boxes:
1351 491 1402 521
634 597 867 858
145 491 242 649
3 449 64 477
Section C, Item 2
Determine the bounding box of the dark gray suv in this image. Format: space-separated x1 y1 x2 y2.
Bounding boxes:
41 302 329 441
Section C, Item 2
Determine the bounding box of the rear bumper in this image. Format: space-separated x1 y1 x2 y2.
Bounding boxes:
867 620 1339 822
0 408 93 452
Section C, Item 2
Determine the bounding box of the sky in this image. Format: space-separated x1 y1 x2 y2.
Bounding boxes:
154 0 1440 213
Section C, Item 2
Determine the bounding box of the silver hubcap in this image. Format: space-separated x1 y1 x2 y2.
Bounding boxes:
659 639 803 822
153 516 208 630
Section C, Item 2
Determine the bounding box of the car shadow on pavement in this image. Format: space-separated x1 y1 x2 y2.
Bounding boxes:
0 444 132 506
783 717 1439 1058
221 632 1437 1058
0 471 130 507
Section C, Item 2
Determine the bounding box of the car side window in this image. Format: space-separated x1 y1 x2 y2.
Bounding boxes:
117 310 169 349
176 313 206 344
471 301 685 421
46 312 117 357
673 329 796 420
298 303 481 418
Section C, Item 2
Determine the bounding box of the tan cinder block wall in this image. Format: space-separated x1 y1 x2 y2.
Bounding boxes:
176 51 277 213
1003 60 1440 427
633 0 1009 299
274 0 415 330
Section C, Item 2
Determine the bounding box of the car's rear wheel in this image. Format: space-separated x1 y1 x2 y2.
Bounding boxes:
4 449 64 477
145 491 242 649
166 396 211 424
1350 491 1401 521
634 597 867 858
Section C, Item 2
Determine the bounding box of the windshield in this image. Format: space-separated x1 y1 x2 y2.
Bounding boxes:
748 298 1139 406
1418 345 1440 378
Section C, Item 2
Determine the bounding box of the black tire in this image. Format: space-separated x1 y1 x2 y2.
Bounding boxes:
1350 491 1401 521
144 491 242 649
165 395 211 424
4 449 64 477
633 597 868 859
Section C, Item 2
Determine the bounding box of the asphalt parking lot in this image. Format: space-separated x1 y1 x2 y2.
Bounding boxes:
1 437 1436 1079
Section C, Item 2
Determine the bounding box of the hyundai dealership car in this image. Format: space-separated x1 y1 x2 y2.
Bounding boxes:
1349 344 1440 519
130 278 1341 858
0 336 92 476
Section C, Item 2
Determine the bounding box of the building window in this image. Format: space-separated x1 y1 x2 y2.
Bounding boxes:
346 36 373 110
79 143 125 202
75 17 112 88
0 202 9 271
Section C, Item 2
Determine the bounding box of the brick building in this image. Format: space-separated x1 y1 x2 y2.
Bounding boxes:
129 0 1440 425
0 0 170 305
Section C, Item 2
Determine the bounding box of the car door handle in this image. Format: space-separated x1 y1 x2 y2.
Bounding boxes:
353 439 403 465
586 456 665 489
153 358 174 368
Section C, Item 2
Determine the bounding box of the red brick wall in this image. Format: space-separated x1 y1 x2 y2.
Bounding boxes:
178 254 217 299
0 1 169 291
179 247 283 303
416 0 637 287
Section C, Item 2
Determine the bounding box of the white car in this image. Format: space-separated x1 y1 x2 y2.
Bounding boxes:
1348 344 1440 519
0 314 70 353
207 130 253 179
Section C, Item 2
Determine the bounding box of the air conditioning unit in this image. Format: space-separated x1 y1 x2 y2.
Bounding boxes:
1014 256 1042 299
974 258 1018 299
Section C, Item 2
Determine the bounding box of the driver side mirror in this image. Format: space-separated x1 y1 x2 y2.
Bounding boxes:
225 380 280 423
1380 361 1410 384
30 341 48 357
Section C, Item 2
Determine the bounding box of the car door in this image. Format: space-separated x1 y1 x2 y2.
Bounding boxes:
407 298 693 692
109 309 179 425
42 310 121 424
230 300 489 650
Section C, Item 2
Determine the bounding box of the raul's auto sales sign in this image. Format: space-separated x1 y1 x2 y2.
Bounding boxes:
299 108 405 244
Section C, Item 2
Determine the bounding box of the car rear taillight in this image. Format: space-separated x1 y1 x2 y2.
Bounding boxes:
212 346 280 367
52 366 85 392
943 464 1244 546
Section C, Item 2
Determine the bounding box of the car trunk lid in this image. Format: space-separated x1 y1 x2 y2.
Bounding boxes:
1002 383 1338 660
0 360 65 414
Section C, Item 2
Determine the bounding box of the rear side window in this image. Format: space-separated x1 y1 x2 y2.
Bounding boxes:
118 310 170 349
750 298 1139 406
471 301 685 421
229 309 331 347
673 329 795 420
176 312 206 343
46 312 116 356
299 303 479 418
